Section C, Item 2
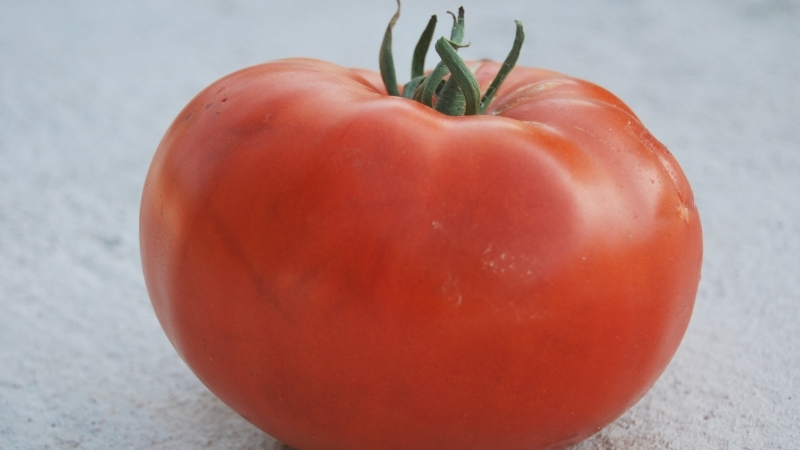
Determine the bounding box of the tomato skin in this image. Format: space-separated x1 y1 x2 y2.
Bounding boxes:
140 58 702 450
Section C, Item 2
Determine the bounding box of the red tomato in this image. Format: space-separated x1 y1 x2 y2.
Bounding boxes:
140 58 702 450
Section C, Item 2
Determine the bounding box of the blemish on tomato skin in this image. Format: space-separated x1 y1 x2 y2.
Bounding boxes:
677 204 690 223
205 103 213 110
637 128 689 204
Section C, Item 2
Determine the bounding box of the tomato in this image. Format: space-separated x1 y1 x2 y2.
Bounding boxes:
140 8 701 450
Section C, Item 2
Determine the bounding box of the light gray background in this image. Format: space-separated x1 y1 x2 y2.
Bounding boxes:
1 0 798 448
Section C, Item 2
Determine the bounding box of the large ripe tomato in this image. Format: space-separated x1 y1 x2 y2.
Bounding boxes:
140 9 701 450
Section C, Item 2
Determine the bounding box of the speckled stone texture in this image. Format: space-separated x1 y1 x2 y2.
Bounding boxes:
1 0 798 448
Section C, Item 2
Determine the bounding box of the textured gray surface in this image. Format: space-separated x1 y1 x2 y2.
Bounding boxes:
1 0 798 448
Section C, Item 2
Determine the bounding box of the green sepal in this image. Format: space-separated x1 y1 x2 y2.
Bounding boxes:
379 0 401 96
411 15 437 79
479 20 525 114
402 75 427 99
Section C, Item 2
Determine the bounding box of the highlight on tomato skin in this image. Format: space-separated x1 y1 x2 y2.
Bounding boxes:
139 4 702 450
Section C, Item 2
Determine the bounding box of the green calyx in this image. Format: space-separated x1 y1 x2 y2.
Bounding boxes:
379 1 525 116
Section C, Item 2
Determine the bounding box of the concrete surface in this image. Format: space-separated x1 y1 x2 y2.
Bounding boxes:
1 0 798 448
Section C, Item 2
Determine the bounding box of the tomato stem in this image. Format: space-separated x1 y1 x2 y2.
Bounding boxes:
434 9 470 115
379 3 524 116
419 7 465 109
448 7 466 44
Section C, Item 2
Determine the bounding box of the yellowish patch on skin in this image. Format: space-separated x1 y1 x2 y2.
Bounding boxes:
677 204 690 223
